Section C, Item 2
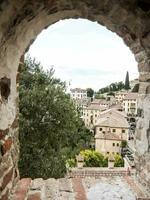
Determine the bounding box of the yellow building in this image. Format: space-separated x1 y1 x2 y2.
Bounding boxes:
82 99 109 129
95 110 129 155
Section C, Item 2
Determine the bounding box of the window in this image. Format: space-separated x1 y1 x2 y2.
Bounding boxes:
122 130 125 133
112 129 116 132
99 128 102 131
95 114 97 117
113 143 115 146
117 143 119 147
87 114 88 116
107 152 109 154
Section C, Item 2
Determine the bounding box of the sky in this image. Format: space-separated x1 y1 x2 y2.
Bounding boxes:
28 19 138 91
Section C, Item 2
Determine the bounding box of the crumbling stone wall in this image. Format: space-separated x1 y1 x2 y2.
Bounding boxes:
0 0 149 198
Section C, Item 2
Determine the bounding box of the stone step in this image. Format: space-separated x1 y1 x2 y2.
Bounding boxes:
27 178 45 200
44 178 59 200
58 178 74 200
44 177 74 200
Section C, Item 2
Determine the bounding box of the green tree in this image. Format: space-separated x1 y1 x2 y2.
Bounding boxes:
87 88 94 98
19 57 92 179
125 71 130 90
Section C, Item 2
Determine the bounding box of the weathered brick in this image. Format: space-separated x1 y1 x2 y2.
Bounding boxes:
11 117 19 129
0 129 9 140
0 168 13 191
12 178 32 200
2 137 12 154
0 189 9 200
27 192 41 200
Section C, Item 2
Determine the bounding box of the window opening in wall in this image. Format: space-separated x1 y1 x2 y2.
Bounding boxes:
19 18 138 180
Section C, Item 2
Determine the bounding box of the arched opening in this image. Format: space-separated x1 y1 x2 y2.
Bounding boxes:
0 1 150 199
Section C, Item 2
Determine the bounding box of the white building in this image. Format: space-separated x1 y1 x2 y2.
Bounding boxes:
70 88 87 100
123 93 138 116
115 91 128 103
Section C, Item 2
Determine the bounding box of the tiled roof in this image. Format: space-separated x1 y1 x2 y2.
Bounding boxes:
95 131 122 141
86 104 108 111
123 92 138 100
96 114 129 128
110 103 123 110
99 108 127 118
70 88 87 92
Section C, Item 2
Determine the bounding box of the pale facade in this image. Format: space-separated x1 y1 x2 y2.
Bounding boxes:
82 100 109 129
95 111 129 155
123 93 138 116
115 91 128 103
95 137 122 155
70 88 87 100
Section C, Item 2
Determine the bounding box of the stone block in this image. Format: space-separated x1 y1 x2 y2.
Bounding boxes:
0 189 9 200
2 137 12 154
0 168 13 191
27 192 41 200
12 178 32 200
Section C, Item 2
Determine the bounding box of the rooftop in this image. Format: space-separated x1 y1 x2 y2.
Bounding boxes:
96 114 129 128
70 88 87 92
124 92 138 100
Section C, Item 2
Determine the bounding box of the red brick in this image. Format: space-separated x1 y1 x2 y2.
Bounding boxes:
2 137 12 154
72 178 87 200
0 168 13 191
27 192 41 200
1 189 9 200
13 178 32 200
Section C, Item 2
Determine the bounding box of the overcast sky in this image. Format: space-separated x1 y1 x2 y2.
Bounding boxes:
28 19 138 91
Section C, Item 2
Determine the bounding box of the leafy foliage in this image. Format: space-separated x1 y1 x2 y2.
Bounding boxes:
80 150 108 167
114 154 124 167
87 88 94 98
96 81 125 95
66 158 76 168
19 57 92 179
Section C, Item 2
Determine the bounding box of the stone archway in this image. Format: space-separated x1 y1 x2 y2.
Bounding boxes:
0 1 150 198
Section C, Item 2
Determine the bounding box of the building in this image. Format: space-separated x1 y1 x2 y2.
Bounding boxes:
95 110 129 155
70 88 87 100
82 99 109 129
70 88 90 116
115 91 128 103
123 93 138 116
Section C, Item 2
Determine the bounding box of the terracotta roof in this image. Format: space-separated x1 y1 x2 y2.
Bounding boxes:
99 108 127 118
95 131 122 141
96 114 129 128
86 104 108 111
123 92 138 100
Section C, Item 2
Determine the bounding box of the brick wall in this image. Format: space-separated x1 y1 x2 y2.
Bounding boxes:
68 167 128 178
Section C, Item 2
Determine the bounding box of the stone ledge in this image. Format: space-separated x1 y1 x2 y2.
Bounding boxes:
68 167 128 178
12 178 32 200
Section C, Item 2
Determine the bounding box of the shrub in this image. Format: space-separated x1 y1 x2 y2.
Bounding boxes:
66 158 76 168
80 150 108 167
114 154 124 167
121 140 127 148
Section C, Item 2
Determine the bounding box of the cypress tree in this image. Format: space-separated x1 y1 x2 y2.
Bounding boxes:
125 71 130 90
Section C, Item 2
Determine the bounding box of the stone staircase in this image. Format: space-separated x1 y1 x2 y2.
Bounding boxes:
11 177 75 200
